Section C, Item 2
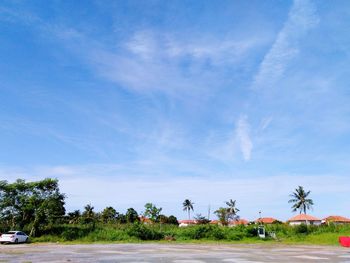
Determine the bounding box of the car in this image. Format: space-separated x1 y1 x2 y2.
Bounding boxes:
0 231 29 244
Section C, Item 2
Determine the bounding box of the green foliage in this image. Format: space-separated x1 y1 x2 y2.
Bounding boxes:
288 186 314 214
0 178 66 236
125 208 139 223
101 207 117 223
295 223 308 234
143 203 162 222
182 199 194 220
127 222 164 240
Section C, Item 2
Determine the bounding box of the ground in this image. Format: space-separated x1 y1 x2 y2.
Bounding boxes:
0 243 349 262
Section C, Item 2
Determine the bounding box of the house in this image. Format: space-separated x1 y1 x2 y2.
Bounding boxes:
255 217 280 224
323 216 350 225
139 216 152 224
178 220 197 227
210 220 220 225
288 214 322 226
229 219 249 226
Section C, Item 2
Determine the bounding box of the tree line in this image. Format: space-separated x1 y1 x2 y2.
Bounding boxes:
0 178 314 237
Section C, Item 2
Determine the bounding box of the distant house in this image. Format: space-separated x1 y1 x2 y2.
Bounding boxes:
229 219 249 227
139 216 152 224
255 217 280 224
288 214 322 226
323 216 350 225
210 220 220 225
178 220 197 227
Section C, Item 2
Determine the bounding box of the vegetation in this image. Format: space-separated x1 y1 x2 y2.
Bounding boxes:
288 186 314 214
0 179 344 246
182 199 194 220
214 199 239 226
28 222 350 246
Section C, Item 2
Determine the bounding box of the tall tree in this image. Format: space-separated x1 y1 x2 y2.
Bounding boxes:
143 203 162 222
225 199 240 221
81 204 96 225
182 199 194 220
288 186 314 214
126 208 139 223
101 206 117 223
214 207 229 226
0 178 65 236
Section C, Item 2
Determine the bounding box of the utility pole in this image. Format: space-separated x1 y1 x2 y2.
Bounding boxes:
207 204 211 221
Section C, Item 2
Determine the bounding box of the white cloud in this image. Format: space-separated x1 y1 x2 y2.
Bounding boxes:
236 115 253 161
252 0 319 89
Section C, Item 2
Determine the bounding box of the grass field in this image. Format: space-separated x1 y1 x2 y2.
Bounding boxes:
29 222 349 246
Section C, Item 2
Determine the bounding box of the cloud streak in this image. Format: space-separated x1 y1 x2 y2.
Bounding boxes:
252 0 319 90
236 115 253 161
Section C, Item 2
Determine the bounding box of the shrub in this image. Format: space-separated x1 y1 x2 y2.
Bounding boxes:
295 224 308 234
127 223 164 240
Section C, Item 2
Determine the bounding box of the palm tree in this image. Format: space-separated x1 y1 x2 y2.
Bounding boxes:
182 199 194 220
288 186 314 214
225 199 240 221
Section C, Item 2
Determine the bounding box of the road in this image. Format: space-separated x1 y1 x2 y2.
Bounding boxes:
0 243 349 262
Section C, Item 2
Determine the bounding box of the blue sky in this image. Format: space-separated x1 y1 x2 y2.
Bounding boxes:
0 0 350 221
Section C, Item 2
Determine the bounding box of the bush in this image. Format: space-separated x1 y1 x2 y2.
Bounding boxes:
127 223 164 240
295 224 308 234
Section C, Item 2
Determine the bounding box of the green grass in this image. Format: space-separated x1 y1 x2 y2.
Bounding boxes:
29 223 348 246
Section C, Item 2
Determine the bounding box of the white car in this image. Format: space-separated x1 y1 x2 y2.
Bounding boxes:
0 231 29 244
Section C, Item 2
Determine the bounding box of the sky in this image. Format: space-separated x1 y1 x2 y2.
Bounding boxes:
0 0 350 221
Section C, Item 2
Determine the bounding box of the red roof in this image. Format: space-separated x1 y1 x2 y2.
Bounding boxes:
323 215 350 223
229 219 249 225
288 214 321 222
255 217 279 224
210 220 220 224
178 220 196 224
139 216 152 223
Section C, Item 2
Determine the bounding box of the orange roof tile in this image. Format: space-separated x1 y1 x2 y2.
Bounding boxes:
255 217 279 224
288 214 321 221
229 219 249 225
178 220 196 224
323 215 350 223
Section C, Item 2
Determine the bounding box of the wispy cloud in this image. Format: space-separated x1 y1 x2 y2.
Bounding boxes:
252 0 319 90
236 115 253 161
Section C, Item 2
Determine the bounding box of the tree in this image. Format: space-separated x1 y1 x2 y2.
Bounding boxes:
81 204 96 225
182 199 194 220
67 210 81 224
126 208 139 223
0 178 66 236
167 215 179 225
194 214 210 224
143 203 162 222
214 207 229 226
288 186 314 214
225 199 240 221
101 207 117 223
214 199 240 226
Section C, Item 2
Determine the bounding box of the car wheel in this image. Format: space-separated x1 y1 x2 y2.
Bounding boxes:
15 238 18 244
25 238 29 243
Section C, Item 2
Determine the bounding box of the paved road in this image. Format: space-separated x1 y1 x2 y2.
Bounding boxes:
0 243 349 262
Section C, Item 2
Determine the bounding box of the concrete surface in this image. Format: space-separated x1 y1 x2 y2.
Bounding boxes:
0 243 349 262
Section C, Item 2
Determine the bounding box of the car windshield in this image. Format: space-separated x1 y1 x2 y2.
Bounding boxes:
4 231 16 234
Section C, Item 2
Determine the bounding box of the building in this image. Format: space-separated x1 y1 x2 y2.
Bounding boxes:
288 214 322 226
178 220 197 227
323 216 350 225
229 219 249 226
255 217 280 224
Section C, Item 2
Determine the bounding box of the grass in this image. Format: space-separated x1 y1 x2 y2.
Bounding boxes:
28 223 348 246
